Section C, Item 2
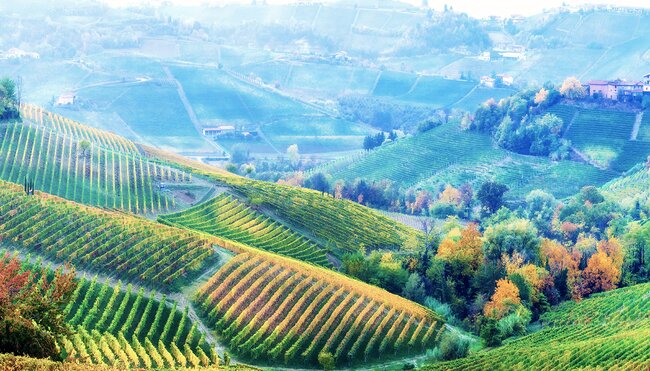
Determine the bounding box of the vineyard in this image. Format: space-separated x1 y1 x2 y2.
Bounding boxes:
324 123 617 200
159 193 330 267
0 114 193 215
601 163 650 209
145 145 417 253
427 283 650 370
0 181 217 289
60 275 217 368
195 252 445 367
563 108 638 170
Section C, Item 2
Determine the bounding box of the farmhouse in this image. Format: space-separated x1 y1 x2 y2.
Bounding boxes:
480 76 495 88
644 73 650 93
0 48 40 60
203 125 236 137
56 92 76 106
585 79 645 100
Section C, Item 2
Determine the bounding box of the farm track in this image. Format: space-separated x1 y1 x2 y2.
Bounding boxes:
631 111 644 140
162 66 227 155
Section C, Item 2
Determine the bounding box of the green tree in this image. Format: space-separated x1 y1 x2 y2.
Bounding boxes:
484 219 541 263
402 273 426 303
477 181 508 214
317 351 335 370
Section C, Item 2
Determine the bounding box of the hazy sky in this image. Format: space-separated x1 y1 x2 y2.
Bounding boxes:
102 0 650 18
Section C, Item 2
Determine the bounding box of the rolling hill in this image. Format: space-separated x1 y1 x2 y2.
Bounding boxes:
426 283 650 370
0 106 442 368
322 122 619 200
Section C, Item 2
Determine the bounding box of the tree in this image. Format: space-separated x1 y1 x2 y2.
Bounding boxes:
318 351 335 370
483 279 522 319
287 144 300 167
581 239 623 295
306 172 330 195
438 331 470 360
534 87 548 104
402 273 426 303
477 181 508 214
439 185 461 205
436 223 484 270
479 317 502 347
78 140 91 157
484 219 541 263
0 255 77 359
559 76 586 99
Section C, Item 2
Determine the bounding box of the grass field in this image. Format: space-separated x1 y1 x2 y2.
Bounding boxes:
427 283 650 370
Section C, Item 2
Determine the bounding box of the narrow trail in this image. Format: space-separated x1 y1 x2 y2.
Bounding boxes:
162 66 227 155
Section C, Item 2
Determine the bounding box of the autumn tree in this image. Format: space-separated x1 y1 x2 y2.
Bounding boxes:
0 254 77 359
439 184 462 205
559 76 586 99
483 279 522 319
436 223 484 270
581 239 623 296
534 87 548 104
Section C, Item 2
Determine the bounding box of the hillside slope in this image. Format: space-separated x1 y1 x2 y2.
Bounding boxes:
426 283 650 370
323 123 618 200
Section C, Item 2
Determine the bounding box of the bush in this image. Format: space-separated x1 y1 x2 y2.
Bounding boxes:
317 352 335 370
480 317 503 347
438 331 470 361
496 308 531 339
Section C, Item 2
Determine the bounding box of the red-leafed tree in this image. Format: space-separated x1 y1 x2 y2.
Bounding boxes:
0 254 77 359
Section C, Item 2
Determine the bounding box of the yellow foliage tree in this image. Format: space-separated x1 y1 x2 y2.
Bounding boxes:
559 76 586 99
581 238 623 295
436 223 483 269
484 279 522 319
439 185 462 205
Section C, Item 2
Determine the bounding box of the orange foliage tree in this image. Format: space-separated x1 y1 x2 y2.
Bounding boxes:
436 223 484 269
581 238 623 296
439 185 462 205
0 254 77 359
484 279 522 319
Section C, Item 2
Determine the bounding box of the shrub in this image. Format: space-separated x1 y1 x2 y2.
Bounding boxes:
438 331 470 361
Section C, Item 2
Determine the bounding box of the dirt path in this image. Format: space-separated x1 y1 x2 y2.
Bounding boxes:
162 66 227 155
631 111 644 140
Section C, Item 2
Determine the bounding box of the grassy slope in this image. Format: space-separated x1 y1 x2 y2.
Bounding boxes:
325 123 618 200
426 283 650 370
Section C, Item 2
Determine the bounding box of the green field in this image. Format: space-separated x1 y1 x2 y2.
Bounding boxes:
427 283 650 370
372 70 419 96
326 123 618 200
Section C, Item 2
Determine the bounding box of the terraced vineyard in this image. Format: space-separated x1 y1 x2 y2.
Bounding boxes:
323 123 618 200
61 276 217 368
0 181 217 289
563 108 638 170
21 104 140 155
145 145 417 253
195 252 445 367
601 163 650 209
0 120 190 214
427 283 650 370
159 194 330 266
